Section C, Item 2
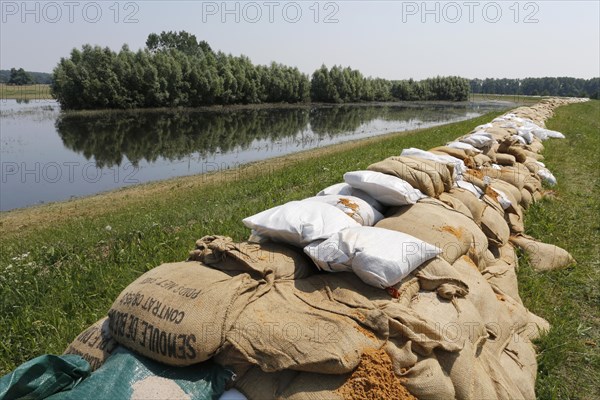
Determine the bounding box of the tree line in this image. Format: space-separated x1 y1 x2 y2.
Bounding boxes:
51 31 471 110
0 69 52 85
470 77 599 99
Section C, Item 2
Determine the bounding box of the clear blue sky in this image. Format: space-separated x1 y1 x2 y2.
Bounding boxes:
1 1 599 79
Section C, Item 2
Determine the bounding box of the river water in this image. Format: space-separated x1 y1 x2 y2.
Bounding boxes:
0 99 511 211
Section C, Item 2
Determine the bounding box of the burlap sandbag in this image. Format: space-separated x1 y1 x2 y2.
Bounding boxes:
527 139 544 154
472 153 492 168
499 334 537 400
523 157 543 175
376 199 488 264
233 367 347 400
490 178 523 205
480 205 510 246
367 157 440 197
404 156 454 192
188 235 317 280
494 153 516 166
520 188 533 209
401 355 455 400
233 349 418 400
63 317 119 371
482 258 522 305
451 256 520 349
430 145 480 159
523 149 544 161
393 156 450 195
438 192 474 220
510 234 575 272
494 289 550 342
108 261 261 366
503 146 528 163
225 272 387 374
479 167 527 191
477 345 527 400
485 127 515 141
444 188 486 225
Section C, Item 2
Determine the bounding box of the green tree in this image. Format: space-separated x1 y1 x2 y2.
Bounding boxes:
8 68 34 85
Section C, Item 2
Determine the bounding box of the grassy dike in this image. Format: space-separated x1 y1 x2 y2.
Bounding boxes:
517 100 600 399
1 102 598 398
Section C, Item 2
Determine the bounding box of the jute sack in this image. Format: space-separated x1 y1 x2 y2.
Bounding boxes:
108 261 261 366
476 344 527 400
490 178 523 205
438 192 474 220
63 317 119 371
499 333 537 400
480 205 510 246
451 256 518 349
485 127 515 141
376 199 488 264
489 243 519 268
494 153 516 166
400 355 455 400
429 145 480 160
367 157 440 197
481 258 522 305
472 154 492 168
503 146 528 163
444 188 486 225
479 167 527 191
523 149 544 161
225 272 387 374
233 349 418 400
520 188 533 209
510 234 575 272
403 156 454 192
396 156 452 194
188 235 317 280
494 289 550 342
526 139 544 154
523 157 543 174
233 367 346 400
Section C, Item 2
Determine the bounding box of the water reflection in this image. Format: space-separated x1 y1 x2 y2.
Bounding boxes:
56 104 481 168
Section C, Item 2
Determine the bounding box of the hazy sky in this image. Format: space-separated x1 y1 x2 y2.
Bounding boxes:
1 1 599 79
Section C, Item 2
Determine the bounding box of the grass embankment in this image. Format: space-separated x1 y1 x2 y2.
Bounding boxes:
470 93 543 104
0 102 598 400
0 83 53 100
517 100 600 399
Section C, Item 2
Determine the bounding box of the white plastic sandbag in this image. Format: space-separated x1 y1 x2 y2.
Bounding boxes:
343 171 425 206
459 131 495 149
304 226 442 288
242 201 360 247
302 195 384 226
446 141 482 153
316 182 384 212
400 147 466 178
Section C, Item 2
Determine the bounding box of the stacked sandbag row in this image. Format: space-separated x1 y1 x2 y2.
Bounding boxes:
63 98 583 400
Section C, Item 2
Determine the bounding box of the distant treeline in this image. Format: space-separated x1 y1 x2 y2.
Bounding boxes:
0 69 52 84
470 77 599 99
51 31 470 110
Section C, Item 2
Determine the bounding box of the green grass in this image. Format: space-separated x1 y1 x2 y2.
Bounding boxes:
0 101 598 400
470 93 544 104
516 100 600 399
0 83 53 100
